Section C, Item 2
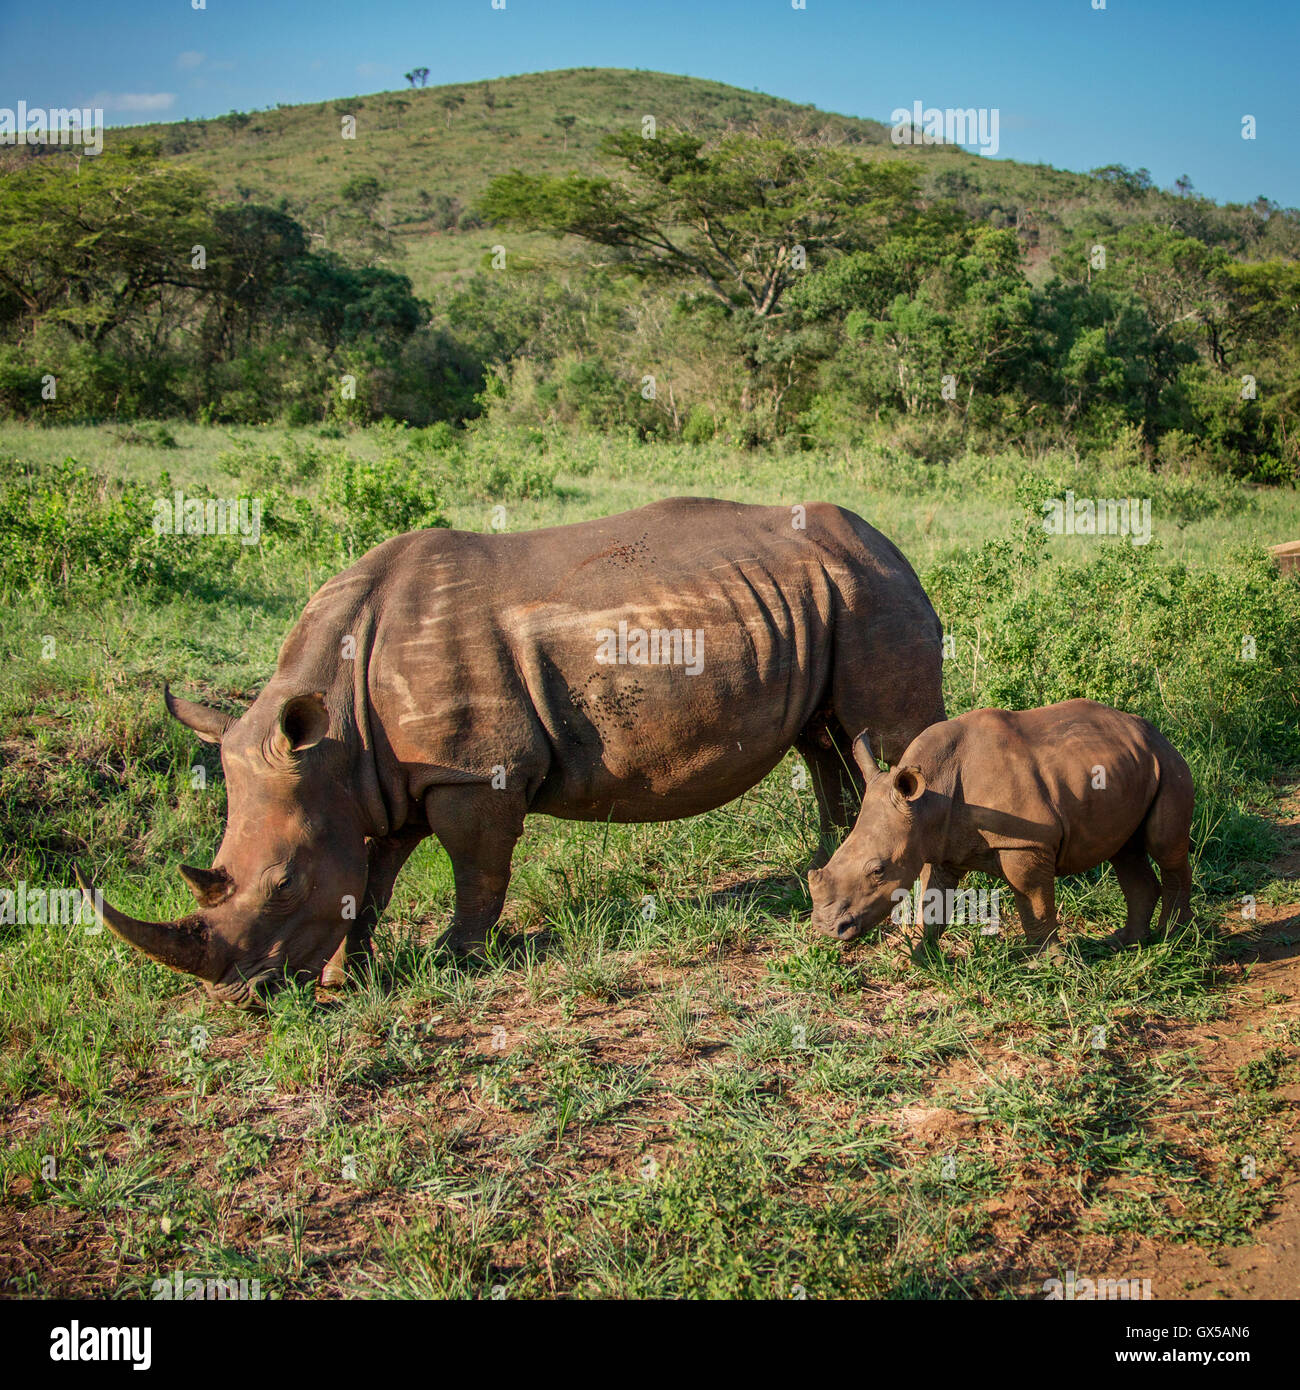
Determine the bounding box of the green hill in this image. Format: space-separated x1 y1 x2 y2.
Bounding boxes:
116 68 1299 297
7 68 1293 466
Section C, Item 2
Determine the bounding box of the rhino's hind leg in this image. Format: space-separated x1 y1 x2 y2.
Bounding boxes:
796 721 863 869
1104 840 1161 948
425 785 525 954
1153 855 1193 934
1145 775 1194 936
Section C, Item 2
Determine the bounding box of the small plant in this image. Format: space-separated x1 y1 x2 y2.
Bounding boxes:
1236 1047 1291 1092
216 1124 274 1183
654 987 706 1055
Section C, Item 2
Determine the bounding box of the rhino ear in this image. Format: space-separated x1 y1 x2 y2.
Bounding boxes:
890 764 926 810
277 692 330 753
164 682 236 745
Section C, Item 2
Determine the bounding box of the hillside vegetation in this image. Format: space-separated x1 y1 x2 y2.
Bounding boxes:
1 67 1298 466
135 69 1300 286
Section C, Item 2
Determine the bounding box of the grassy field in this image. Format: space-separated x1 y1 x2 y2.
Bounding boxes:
1 422 1299 1298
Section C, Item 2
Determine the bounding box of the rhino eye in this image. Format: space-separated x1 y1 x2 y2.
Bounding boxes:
262 863 297 897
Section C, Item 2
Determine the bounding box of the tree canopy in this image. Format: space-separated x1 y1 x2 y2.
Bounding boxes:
482 132 921 319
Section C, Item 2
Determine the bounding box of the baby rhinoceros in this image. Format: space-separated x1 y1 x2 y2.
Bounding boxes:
809 699 1194 950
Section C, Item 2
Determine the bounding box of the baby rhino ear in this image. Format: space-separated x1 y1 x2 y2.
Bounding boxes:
889 764 926 810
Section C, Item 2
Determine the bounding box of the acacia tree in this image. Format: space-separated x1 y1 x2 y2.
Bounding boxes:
553 113 577 152
481 131 920 322
481 130 920 414
0 145 210 345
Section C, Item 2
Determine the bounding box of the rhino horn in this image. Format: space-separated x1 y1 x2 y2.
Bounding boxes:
74 864 211 978
163 682 235 745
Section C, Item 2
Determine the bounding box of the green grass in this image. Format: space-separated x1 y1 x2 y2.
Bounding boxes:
5 419 1299 568
1 420 1298 1298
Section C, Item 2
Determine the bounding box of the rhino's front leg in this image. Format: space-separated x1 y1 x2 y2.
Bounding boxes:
425 785 525 953
915 862 963 949
321 826 428 985
1000 850 1059 948
795 729 863 869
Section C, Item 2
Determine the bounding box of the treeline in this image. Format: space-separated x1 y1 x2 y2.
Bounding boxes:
1 134 1298 480
0 146 465 425
475 132 1300 480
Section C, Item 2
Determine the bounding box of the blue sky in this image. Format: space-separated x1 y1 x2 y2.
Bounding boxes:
3 0 1296 206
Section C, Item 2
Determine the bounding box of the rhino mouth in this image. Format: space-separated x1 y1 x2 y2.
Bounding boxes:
204 960 286 1010
822 914 863 941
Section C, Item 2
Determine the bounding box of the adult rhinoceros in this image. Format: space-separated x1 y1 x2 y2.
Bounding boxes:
79 497 944 1006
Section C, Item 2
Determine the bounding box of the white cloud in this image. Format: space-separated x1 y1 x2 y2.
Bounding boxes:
176 51 205 70
89 92 178 113
356 61 384 78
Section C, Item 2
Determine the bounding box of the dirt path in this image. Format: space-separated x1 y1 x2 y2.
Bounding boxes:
1108 794 1300 1299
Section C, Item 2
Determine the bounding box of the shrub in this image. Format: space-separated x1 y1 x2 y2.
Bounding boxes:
926 516 1300 886
682 405 717 444
0 457 226 597
319 453 448 560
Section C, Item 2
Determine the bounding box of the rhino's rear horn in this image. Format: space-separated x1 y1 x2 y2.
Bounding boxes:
163 682 236 745
74 864 211 979
179 863 235 907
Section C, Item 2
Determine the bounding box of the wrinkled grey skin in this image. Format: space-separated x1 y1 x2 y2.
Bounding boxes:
809 699 1194 949
83 497 945 1007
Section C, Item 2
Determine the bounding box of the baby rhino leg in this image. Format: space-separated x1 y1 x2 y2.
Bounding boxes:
916 862 963 950
1000 850 1059 948
1105 839 1161 948
1145 778 1194 934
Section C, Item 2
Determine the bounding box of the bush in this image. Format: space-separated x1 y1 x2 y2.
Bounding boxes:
682 405 717 444
452 424 561 500
0 457 230 597
319 452 448 560
0 444 451 600
926 516 1300 886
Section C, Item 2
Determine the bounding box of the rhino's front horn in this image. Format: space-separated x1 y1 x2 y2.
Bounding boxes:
74 864 211 978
